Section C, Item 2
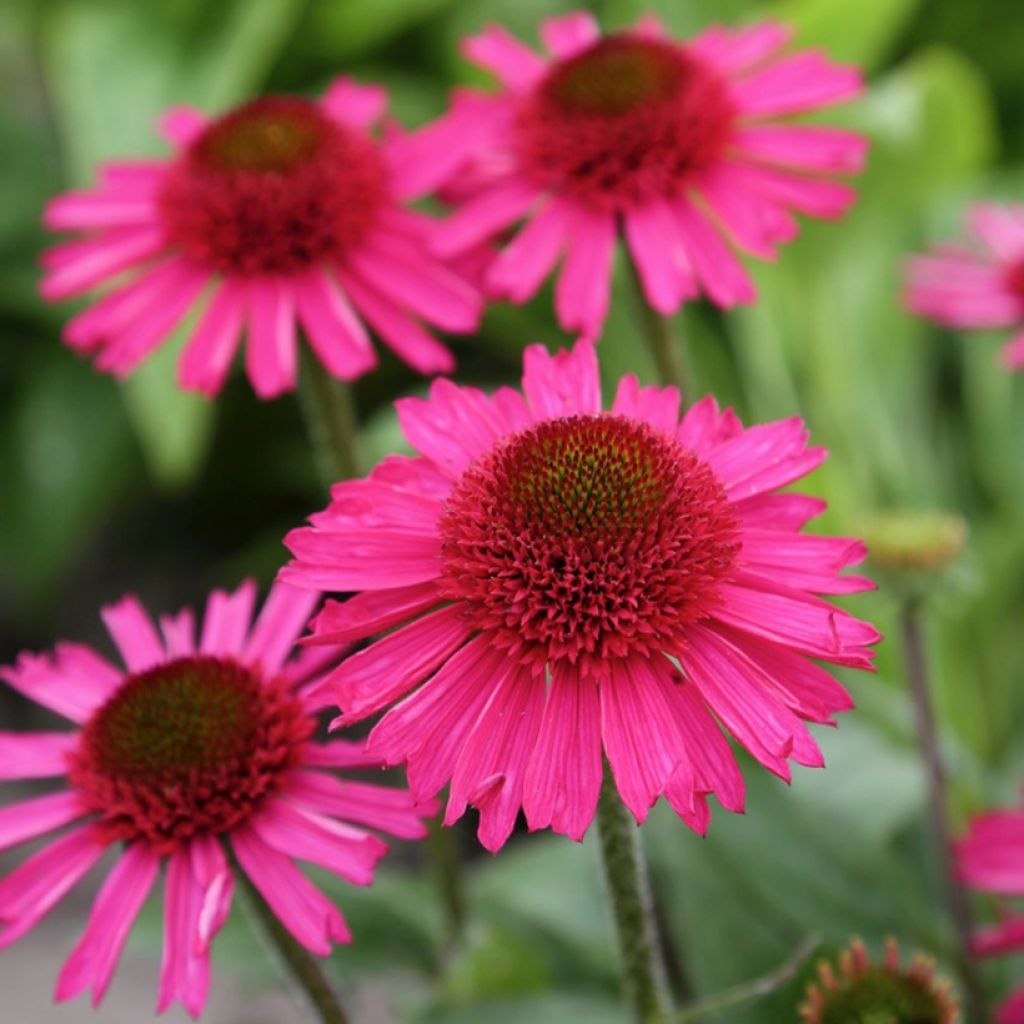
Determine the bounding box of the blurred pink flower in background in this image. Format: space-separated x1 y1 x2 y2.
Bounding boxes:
393 11 867 337
906 203 1024 371
956 803 1024 1023
0 580 434 1018
40 78 482 397
283 340 879 853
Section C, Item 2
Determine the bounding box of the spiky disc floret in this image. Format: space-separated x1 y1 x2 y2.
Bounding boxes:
439 414 739 673
513 35 735 213
70 655 310 852
800 938 959 1024
159 96 386 275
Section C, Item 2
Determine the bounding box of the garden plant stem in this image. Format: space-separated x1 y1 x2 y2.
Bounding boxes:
901 598 987 1024
627 262 690 403
298 346 360 485
596 768 675 1024
236 864 351 1024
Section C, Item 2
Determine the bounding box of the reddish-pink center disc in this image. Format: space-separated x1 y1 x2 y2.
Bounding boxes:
438 414 740 674
512 35 737 213
159 96 387 275
70 655 311 852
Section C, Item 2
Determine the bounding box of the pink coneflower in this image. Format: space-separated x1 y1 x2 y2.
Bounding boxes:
390 11 866 337
41 78 482 397
0 580 434 1017
906 203 1024 372
956 803 1024 1023
282 340 879 852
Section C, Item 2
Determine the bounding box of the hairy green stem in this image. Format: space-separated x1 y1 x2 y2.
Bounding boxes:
596 769 674 1024
626 260 690 402
298 346 360 485
427 813 467 948
236 866 350 1024
901 600 987 1024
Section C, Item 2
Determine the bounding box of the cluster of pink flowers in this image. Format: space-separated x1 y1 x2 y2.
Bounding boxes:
5 5 1021 1021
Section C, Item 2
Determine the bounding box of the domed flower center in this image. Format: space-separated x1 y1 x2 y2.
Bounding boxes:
512 35 737 212
70 655 311 852
159 96 388 275
439 414 739 673
810 967 950 1023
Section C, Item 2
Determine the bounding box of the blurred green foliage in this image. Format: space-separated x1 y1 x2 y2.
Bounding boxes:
3 0 1024 1019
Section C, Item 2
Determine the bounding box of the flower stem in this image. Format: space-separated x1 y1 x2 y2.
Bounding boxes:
596 768 674 1024
236 865 351 1024
298 346 360 485
626 261 690 403
900 599 987 1024
427 812 467 948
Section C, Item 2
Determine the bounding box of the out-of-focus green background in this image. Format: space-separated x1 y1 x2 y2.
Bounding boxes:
2 0 1024 1020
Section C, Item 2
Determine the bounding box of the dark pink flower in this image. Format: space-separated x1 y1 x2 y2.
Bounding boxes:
0 580 435 1017
956 804 1024 1022
41 79 482 397
906 203 1024 371
392 12 866 337
283 341 878 852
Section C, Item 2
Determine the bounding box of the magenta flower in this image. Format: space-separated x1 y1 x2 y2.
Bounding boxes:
41 78 482 397
0 580 435 1017
956 804 1024 1023
282 341 879 852
391 11 866 337
906 203 1024 371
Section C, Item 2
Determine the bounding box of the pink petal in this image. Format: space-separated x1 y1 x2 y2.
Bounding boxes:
158 847 211 1019
599 656 686 823
189 834 233 952
245 277 298 398
367 634 515 802
997 986 1024 1024
968 203 1024 262
462 26 547 90
956 810 1024 895
158 106 207 146
293 268 377 380
522 338 602 418
244 581 319 677
282 525 442 592
733 125 868 174
199 580 257 658
1001 329 1024 372
0 790 86 853
740 528 872 594
733 492 826 530
320 77 387 129
336 270 456 376
302 739 383 771
0 827 106 950
159 609 196 658
674 200 756 307
317 604 474 721
40 227 167 301
250 798 387 885
432 179 539 258
522 663 602 841
971 916 1024 958
231 826 350 954
727 161 857 219
56 844 160 1007
307 582 443 644
101 594 165 672
446 663 546 852
44 192 157 231
611 375 680 435
677 395 744 454
688 21 792 75
487 198 571 302
0 732 76 779
554 207 616 337
288 771 432 840
1 642 121 723
178 279 246 395
540 12 600 58
624 199 697 312
732 52 862 117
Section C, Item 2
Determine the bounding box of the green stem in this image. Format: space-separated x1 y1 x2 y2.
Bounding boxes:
298 346 360 485
236 865 350 1024
626 260 690 403
596 769 674 1024
670 935 820 1023
901 599 987 1024
427 813 467 948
